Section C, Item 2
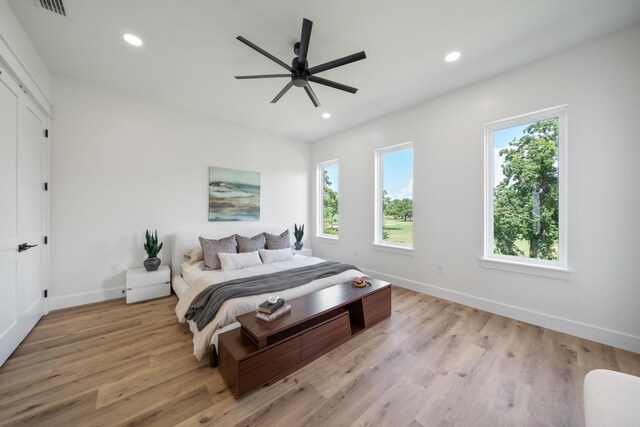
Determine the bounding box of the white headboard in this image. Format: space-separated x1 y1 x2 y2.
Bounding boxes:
171 226 291 274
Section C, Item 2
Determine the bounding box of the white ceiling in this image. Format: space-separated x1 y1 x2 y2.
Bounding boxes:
9 0 640 142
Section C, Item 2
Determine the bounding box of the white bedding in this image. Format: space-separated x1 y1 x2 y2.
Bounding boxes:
172 275 189 299
175 255 362 360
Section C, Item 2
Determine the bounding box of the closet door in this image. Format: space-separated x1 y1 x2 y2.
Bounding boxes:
0 67 21 365
0 66 47 366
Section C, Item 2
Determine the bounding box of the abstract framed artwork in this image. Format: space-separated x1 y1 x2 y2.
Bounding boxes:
208 166 260 221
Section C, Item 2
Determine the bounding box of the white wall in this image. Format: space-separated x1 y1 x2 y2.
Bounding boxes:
310 24 640 353
0 0 51 115
50 75 310 309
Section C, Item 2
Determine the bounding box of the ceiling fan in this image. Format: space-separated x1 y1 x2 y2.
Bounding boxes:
235 18 366 108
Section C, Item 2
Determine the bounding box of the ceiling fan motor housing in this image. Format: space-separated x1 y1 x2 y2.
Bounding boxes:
291 57 309 86
292 77 307 87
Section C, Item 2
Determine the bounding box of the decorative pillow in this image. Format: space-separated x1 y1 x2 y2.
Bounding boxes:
259 247 294 264
181 260 204 275
264 230 291 250
184 247 204 263
199 235 237 270
218 251 262 271
236 233 266 253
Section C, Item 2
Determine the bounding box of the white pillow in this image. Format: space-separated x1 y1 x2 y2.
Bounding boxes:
259 247 294 264
184 247 204 263
218 251 262 271
181 260 204 275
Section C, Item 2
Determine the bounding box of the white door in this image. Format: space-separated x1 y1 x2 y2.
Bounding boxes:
0 66 48 366
0 66 21 365
18 98 47 337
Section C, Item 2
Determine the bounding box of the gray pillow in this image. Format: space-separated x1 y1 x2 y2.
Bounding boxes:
236 233 266 253
264 230 291 250
199 235 237 270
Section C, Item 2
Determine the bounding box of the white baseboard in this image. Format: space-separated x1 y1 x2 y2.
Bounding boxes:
362 268 640 354
49 287 125 311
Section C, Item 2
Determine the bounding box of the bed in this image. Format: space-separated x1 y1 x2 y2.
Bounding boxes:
170 227 363 364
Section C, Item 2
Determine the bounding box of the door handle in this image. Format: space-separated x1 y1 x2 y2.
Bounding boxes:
18 243 38 252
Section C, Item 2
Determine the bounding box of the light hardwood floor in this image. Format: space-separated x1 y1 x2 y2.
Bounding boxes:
0 287 638 426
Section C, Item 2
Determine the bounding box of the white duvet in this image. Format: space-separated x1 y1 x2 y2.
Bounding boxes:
175 255 362 360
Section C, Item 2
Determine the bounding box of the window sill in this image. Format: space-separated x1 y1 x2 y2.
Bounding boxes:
315 235 339 244
372 243 414 256
480 257 572 281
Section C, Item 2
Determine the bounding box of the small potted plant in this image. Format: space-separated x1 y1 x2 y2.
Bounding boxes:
143 229 163 271
293 224 304 250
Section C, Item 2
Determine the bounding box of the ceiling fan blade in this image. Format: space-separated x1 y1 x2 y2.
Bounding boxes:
271 80 294 103
304 84 320 107
235 74 291 79
297 18 313 71
307 51 366 75
308 76 358 94
236 36 293 72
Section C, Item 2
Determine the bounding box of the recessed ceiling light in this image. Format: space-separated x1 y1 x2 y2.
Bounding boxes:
445 51 461 62
322 112 331 119
123 33 143 47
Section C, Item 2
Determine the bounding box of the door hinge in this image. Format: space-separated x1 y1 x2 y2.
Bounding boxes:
44 290 48 298
44 129 49 138
44 182 48 191
44 236 48 244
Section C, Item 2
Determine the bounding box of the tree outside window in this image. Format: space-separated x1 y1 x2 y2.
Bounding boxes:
318 162 339 237
488 109 565 266
376 144 413 247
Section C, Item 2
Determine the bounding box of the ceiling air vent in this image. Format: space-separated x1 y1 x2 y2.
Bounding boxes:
36 0 67 17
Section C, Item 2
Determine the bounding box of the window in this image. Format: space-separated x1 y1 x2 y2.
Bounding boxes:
375 143 413 249
484 106 568 276
317 160 339 238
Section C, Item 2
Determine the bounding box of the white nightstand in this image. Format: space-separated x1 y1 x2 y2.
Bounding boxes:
126 265 171 304
293 248 312 257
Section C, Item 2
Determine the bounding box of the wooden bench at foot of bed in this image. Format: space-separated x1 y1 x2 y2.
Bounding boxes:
217 279 392 398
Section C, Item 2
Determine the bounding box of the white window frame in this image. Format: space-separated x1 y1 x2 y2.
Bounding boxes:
374 142 414 254
482 105 570 280
316 159 339 240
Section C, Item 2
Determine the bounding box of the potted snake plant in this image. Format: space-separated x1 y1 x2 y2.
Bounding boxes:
143 229 163 271
293 224 304 250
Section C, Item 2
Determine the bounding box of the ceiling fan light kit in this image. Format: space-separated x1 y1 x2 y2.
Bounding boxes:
235 18 366 107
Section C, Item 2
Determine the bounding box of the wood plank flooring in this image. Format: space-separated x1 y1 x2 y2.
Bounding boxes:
1 286 638 426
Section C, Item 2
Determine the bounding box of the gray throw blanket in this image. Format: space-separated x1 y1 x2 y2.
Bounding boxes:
185 261 359 331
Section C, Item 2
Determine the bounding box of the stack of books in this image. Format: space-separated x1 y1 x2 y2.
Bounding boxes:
256 298 291 322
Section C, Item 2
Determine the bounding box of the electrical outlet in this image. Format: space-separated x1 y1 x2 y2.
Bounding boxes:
353 251 358 257
436 264 444 273
109 264 118 273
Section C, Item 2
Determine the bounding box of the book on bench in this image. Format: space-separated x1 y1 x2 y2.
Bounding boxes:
258 298 284 313
256 304 291 322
